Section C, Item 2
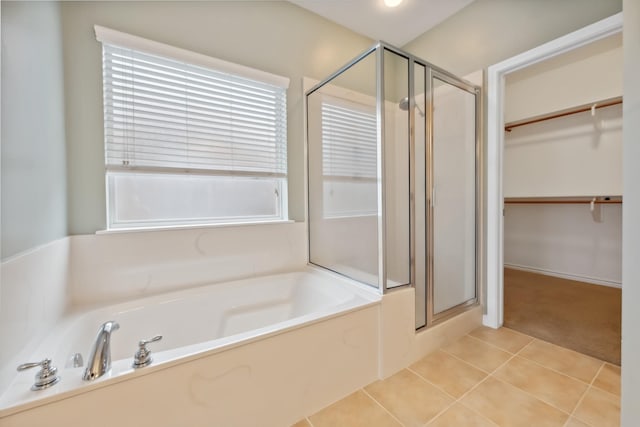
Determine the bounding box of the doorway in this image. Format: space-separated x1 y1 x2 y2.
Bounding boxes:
484 12 623 334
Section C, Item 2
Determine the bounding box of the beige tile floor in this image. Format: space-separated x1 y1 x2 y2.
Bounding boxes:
292 327 620 427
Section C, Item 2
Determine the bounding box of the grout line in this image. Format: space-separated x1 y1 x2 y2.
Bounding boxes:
452 375 491 405
513 336 536 356
513 348 600 386
589 384 622 401
458 341 584 422
491 376 577 423
464 333 519 355
566 361 606 426
588 362 607 388
406 363 489 427
360 387 407 427
438 343 499 374
456 402 501 427
422 402 455 427
413 354 502 426
589 363 622 398
439 349 493 375
498 325 535 339
490 375 576 418
519 335 605 364
400 368 458 426
441 334 523 376
300 388 369 425
452 344 521 401
305 417 315 427
420 374 497 427
438 343 544 425
406 366 460 401
468 326 537 348
484 339 595 419
487 343 521 374
516 338 606 386
403 369 463 427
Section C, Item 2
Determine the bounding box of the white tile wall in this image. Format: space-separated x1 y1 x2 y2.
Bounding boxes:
69 222 307 307
0 238 70 392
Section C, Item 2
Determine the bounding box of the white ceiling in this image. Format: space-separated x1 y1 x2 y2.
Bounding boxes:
289 0 475 47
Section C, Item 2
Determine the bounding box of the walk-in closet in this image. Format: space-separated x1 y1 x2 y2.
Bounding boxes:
502 33 623 365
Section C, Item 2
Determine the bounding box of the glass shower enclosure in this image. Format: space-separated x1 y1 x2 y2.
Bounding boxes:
306 42 480 329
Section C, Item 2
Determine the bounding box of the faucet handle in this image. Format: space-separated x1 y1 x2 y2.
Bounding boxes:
140 335 162 347
17 358 61 391
132 335 162 368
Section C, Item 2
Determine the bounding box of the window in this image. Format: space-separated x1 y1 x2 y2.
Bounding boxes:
320 96 378 217
95 26 289 230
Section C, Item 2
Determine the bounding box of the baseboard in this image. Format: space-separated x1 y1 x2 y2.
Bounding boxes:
504 263 622 288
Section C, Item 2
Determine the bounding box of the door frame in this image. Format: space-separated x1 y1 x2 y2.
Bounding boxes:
484 12 623 328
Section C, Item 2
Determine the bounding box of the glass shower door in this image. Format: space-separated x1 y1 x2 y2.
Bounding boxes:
429 71 479 321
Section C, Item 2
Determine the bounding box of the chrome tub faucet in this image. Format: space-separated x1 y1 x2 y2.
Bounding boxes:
83 320 119 381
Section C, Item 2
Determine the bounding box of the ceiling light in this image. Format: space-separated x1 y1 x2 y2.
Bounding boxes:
384 0 403 7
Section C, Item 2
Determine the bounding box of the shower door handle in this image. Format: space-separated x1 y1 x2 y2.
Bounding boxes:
431 185 436 208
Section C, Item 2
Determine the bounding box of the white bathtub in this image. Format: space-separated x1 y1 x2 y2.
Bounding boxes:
0 268 380 420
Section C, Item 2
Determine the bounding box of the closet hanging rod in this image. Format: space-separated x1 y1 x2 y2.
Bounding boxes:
504 197 622 205
504 96 623 132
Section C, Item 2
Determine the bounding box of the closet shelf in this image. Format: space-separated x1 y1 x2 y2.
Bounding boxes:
505 196 622 204
504 96 623 132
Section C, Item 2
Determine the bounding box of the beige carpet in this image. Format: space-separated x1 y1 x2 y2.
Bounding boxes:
504 268 621 365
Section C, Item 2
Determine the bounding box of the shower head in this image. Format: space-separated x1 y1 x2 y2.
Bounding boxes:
398 96 425 117
399 97 410 111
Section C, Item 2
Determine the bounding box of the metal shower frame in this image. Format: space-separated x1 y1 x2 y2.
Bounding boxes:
306 41 483 328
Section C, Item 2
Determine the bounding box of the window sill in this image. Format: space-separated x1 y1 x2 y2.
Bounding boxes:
96 220 296 235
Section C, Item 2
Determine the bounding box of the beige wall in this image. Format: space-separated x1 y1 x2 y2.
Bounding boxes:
622 0 640 424
504 203 622 286
505 34 622 123
403 0 622 77
60 1 372 234
1 1 68 259
503 103 622 198
7 0 623 248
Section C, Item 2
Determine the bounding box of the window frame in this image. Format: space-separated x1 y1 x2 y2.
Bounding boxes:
95 25 290 231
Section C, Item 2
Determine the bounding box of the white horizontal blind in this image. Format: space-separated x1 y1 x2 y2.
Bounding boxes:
321 102 377 179
102 44 287 177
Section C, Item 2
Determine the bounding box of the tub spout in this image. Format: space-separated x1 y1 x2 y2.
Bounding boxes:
83 320 119 381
